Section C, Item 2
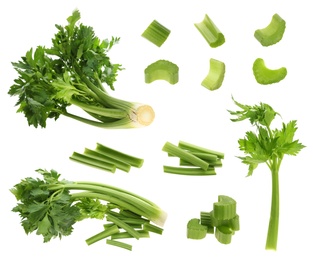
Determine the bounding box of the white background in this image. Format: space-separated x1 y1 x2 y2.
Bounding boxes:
1 0 312 259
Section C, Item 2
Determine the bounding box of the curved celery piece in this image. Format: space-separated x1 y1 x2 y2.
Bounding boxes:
144 60 179 84
254 14 286 46
195 14 225 48
253 58 287 85
141 20 171 47
215 226 233 244
187 218 207 239
201 58 225 91
213 195 237 220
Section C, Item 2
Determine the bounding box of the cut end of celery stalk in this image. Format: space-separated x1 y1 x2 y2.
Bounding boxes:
253 58 287 85
151 210 168 227
254 13 286 47
201 58 226 91
195 14 225 48
130 104 155 127
141 20 171 47
144 60 179 85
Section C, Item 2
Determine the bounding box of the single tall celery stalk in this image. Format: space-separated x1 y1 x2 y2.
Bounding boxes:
228 97 305 250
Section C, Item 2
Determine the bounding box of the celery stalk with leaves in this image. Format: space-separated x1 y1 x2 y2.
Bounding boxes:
8 10 155 129
228 97 305 250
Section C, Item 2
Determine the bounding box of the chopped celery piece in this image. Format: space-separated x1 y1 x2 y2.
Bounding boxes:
69 152 116 173
253 58 287 85
195 14 225 47
96 143 144 168
187 218 207 239
178 140 225 159
144 60 179 84
200 212 214 234
254 13 286 46
84 148 131 172
215 226 233 244
162 142 210 170
86 225 120 245
143 222 164 235
163 165 216 176
201 58 225 91
213 195 237 220
229 214 240 231
106 239 133 251
141 20 171 47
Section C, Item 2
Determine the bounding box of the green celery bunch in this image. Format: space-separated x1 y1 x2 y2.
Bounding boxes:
228 97 305 250
8 10 154 129
10 169 167 248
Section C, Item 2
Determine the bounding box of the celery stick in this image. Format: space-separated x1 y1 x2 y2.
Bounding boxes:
111 230 150 239
195 14 225 47
180 159 222 167
187 152 218 161
106 239 133 251
83 148 131 172
69 152 116 173
178 141 225 159
162 142 210 170
163 166 216 176
143 222 164 235
86 225 120 245
96 143 144 168
141 20 171 47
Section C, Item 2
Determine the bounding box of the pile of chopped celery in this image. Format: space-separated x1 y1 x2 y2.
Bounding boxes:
162 141 224 176
187 195 240 244
70 143 144 173
86 207 164 250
